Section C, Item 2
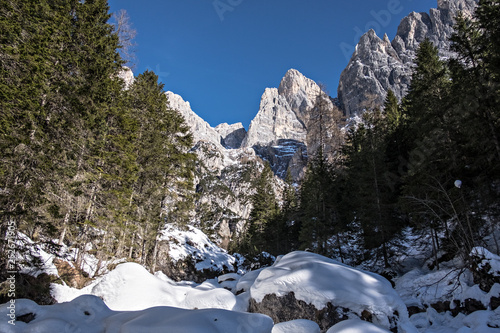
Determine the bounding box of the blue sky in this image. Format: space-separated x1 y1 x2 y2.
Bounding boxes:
108 0 437 128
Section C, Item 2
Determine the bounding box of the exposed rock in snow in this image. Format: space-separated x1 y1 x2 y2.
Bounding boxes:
246 251 415 332
214 122 247 149
338 0 478 117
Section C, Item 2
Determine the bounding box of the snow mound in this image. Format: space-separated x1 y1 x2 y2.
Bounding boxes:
272 319 320 333
326 319 391 333
396 266 500 309
471 246 500 275
0 295 273 333
249 251 414 331
52 262 237 311
160 224 236 272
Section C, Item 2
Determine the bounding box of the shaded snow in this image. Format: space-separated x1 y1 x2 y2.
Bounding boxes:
0 295 273 333
326 319 391 332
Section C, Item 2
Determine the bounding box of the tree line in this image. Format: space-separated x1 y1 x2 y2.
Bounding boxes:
0 0 195 273
242 0 500 269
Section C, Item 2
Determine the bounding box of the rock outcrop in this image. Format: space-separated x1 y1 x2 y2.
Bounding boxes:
214 122 247 149
166 91 225 150
165 91 282 249
338 0 478 117
241 69 335 179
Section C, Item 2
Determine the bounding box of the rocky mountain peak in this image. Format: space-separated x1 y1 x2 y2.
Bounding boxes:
165 91 224 150
338 0 478 117
240 68 333 179
243 68 327 149
278 68 323 125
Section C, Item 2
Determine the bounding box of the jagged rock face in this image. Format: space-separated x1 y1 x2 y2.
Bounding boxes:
338 0 478 117
277 68 323 126
214 122 247 149
241 87 307 148
165 91 280 248
242 69 334 179
165 91 224 150
252 140 308 179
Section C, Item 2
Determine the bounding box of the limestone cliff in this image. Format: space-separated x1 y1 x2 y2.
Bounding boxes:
338 0 478 117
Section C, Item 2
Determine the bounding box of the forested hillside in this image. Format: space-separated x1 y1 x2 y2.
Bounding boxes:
0 0 195 274
243 1 500 272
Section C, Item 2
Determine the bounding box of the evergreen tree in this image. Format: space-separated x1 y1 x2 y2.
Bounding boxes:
127 70 195 268
342 106 403 267
264 170 299 256
298 149 342 256
244 163 279 256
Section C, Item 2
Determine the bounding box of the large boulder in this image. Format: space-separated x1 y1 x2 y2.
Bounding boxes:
244 251 415 332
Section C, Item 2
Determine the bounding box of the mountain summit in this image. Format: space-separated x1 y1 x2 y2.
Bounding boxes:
338 0 478 117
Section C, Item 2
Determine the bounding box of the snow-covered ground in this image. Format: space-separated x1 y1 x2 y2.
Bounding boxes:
2 226 500 332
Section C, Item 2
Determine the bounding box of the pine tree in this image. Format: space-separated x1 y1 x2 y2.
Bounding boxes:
264 170 299 256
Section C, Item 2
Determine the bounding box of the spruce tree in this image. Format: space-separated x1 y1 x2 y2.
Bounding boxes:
244 163 279 256
298 149 342 256
127 70 195 267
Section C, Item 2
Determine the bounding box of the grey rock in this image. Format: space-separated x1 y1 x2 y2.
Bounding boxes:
214 122 247 149
166 91 224 150
242 69 334 180
338 0 478 117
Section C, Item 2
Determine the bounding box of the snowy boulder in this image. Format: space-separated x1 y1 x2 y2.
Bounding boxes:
471 247 500 293
155 224 237 282
247 251 415 332
0 295 274 333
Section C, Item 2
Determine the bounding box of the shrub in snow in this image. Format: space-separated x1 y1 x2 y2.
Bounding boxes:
246 251 416 332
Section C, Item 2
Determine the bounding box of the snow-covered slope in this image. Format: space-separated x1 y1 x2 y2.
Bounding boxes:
4 248 500 332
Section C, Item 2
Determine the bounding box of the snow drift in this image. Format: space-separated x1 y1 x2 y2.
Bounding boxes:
0 295 273 333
